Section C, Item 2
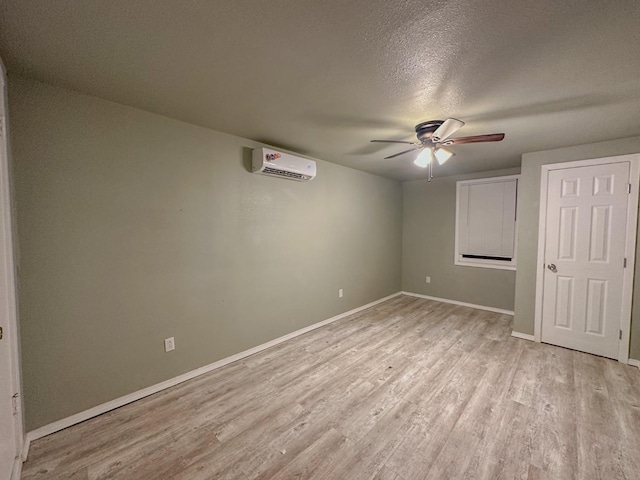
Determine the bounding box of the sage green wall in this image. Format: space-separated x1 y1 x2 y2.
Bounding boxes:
402 168 520 312
513 136 640 360
8 76 403 431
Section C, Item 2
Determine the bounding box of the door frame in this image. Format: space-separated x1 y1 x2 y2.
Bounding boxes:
0 58 24 478
533 154 640 363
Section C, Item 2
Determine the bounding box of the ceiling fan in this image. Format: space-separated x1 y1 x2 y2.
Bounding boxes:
371 118 505 180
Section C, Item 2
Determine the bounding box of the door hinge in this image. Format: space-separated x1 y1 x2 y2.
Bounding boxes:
619 330 623 340
12 393 19 415
624 258 627 268
628 183 632 194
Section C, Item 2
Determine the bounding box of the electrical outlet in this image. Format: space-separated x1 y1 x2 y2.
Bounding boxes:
164 337 175 352
338 289 344 298
426 276 431 284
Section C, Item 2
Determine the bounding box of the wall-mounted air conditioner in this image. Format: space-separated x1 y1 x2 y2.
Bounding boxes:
252 148 316 181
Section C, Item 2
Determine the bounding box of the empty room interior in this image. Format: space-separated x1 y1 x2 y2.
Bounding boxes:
1 1 640 479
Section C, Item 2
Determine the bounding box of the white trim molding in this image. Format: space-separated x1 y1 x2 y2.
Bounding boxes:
628 359 640 370
25 291 403 449
11 457 22 480
533 154 640 363
21 436 29 462
1 57 24 480
511 331 535 342
401 291 514 315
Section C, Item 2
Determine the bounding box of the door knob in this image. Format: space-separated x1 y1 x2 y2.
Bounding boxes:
547 263 557 273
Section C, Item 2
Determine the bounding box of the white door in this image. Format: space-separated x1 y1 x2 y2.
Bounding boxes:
0 60 21 480
541 162 630 358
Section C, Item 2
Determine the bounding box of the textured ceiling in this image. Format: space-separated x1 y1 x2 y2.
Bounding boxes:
1 0 640 181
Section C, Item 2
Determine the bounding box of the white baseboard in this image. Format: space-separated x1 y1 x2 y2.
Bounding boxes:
629 358 640 370
401 291 514 316
25 291 403 447
511 331 535 342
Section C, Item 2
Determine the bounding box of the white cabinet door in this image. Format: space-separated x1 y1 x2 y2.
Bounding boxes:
541 162 629 358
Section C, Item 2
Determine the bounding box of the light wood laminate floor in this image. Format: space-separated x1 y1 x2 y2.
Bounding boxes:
22 296 640 479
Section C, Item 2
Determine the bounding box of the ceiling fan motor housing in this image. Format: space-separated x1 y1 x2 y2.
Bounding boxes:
415 120 444 143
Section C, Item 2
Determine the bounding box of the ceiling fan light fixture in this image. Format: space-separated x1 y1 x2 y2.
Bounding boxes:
414 148 433 168
434 147 454 165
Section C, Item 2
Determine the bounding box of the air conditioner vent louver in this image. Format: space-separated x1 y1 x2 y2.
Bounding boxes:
252 148 316 182
262 167 311 180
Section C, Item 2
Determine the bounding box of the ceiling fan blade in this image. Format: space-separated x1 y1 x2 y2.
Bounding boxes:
444 133 505 145
431 118 465 142
370 139 416 145
384 148 419 159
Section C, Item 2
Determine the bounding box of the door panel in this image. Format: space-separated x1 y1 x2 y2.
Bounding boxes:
557 207 577 260
585 278 606 335
589 205 610 262
541 162 629 359
553 276 573 329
